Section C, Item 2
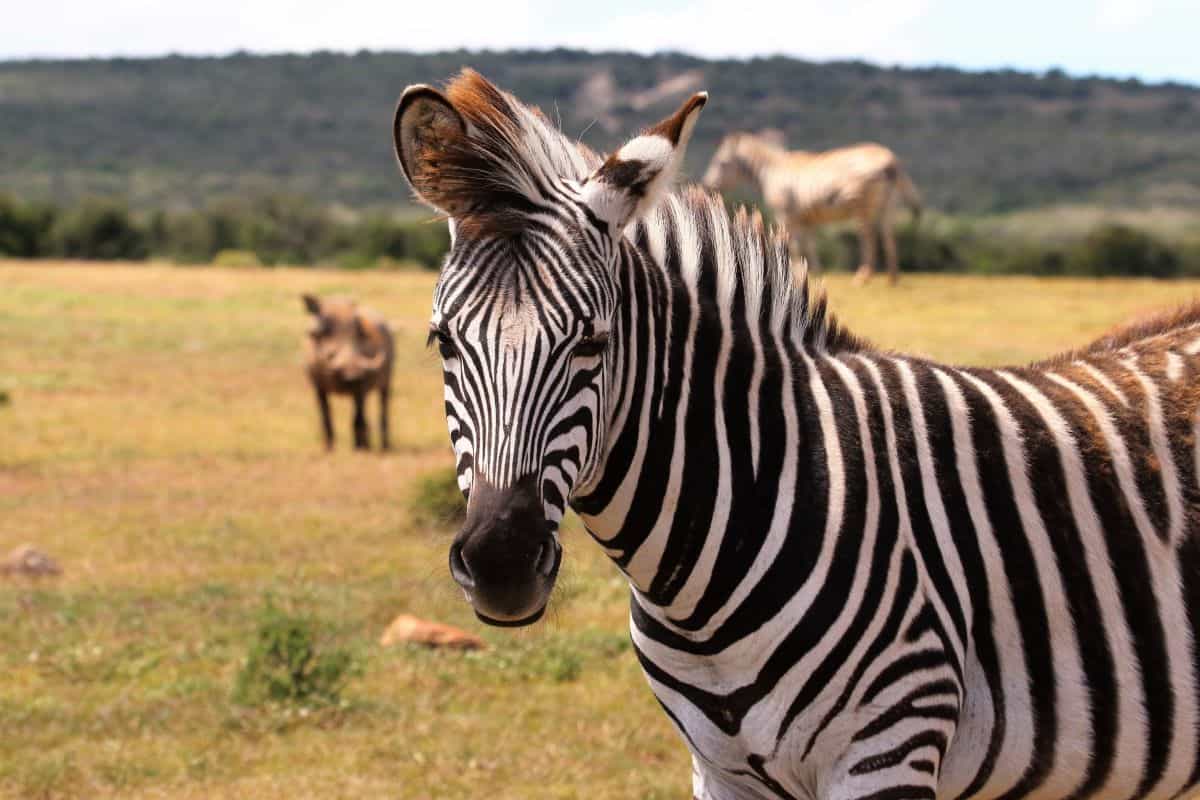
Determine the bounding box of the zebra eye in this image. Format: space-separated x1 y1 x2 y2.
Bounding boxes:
573 333 609 359
427 326 456 357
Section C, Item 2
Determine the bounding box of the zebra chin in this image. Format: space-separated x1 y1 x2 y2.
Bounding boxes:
448 473 563 628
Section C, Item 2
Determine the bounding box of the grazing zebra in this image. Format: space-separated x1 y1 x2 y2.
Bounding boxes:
703 132 921 286
394 69 1200 800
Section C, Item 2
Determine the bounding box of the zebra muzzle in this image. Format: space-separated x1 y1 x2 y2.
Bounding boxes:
448 474 561 627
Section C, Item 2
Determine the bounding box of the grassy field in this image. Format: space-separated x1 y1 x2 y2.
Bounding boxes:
2 261 1199 800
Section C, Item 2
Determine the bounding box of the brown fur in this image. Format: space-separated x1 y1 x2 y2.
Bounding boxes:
302 294 394 451
396 69 601 239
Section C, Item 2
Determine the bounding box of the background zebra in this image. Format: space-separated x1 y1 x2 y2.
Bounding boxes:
703 132 922 286
394 69 1200 800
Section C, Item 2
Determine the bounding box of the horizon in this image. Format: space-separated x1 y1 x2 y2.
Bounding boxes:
1 45 1196 91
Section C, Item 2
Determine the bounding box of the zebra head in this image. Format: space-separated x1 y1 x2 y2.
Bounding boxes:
701 131 783 192
393 70 706 626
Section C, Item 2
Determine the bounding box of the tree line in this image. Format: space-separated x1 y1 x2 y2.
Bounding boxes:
3 193 1198 278
0 194 448 269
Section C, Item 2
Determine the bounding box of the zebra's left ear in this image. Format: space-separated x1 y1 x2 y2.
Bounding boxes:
582 91 708 236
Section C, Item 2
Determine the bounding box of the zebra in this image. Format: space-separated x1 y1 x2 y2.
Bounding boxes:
393 69 1200 800
702 131 921 286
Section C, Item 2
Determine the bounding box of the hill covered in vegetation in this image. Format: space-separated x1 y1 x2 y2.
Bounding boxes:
2 49 1199 213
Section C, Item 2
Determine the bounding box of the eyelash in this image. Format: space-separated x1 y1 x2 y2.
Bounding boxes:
427 328 455 354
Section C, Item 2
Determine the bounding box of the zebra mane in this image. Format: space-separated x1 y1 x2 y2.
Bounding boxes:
640 186 868 355
435 70 866 354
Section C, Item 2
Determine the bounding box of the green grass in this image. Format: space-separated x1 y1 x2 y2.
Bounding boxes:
1 260 1199 799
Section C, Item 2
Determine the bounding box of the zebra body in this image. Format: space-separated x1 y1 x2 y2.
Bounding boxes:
703 133 921 285
393 70 1200 800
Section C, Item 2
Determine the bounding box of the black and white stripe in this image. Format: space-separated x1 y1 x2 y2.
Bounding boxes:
397 70 1200 800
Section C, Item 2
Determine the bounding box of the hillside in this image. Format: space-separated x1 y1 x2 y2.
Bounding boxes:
2 49 1200 213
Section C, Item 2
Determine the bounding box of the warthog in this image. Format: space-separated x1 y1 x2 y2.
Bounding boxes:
302 294 393 451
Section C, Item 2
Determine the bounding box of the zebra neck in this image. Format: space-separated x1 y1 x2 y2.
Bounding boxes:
573 204 833 625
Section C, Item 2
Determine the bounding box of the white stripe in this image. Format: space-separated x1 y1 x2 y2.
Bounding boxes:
892 358 972 664
630 348 828 687
1078 360 1128 406
1121 355 1184 544
1184 336 1200 355
1046 373 1162 544
856 356 977 700
997 370 1149 797
1112 357 1198 798
958 370 1090 798
931 368 1031 800
624 202 701 589
1166 351 1184 382
664 205 739 618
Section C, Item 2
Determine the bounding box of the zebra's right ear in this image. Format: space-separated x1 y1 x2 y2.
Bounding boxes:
393 84 469 214
582 91 708 237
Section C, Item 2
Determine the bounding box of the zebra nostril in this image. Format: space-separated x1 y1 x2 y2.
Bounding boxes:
449 542 475 589
534 538 560 579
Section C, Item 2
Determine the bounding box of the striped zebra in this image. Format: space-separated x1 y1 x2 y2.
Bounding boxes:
394 70 1200 800
703 132 921 286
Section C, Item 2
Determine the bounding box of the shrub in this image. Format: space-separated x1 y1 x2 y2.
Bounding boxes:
0 195 56 257
410 466 466 526
232 602 356 707
50 199 148 261
1065 223 1180 277
896 223 966 273
236 194 333 266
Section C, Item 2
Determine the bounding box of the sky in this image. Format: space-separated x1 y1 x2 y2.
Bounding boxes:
6 0 1199 85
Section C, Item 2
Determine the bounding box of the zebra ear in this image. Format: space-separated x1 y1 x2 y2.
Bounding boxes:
393 84 469 213
582 91 708 236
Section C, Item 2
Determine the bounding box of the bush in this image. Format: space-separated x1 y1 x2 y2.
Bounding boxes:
0 195 56 257
1065 223 1180 277
232 602 356 707
410 466 466 526
896 223 966 273
51 199 148 260
236 194 333 266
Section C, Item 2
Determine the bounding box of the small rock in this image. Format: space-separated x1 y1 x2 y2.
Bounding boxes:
379 614 485 650
0 544 62 579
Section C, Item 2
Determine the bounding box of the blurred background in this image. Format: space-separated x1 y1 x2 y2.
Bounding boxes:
2 2 1198 798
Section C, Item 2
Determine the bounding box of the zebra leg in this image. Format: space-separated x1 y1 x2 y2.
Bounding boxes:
788 224 822 276
788 229 805 270
853 215 877 286
879 205 900 286
880 223 899 286
805 235 822 274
